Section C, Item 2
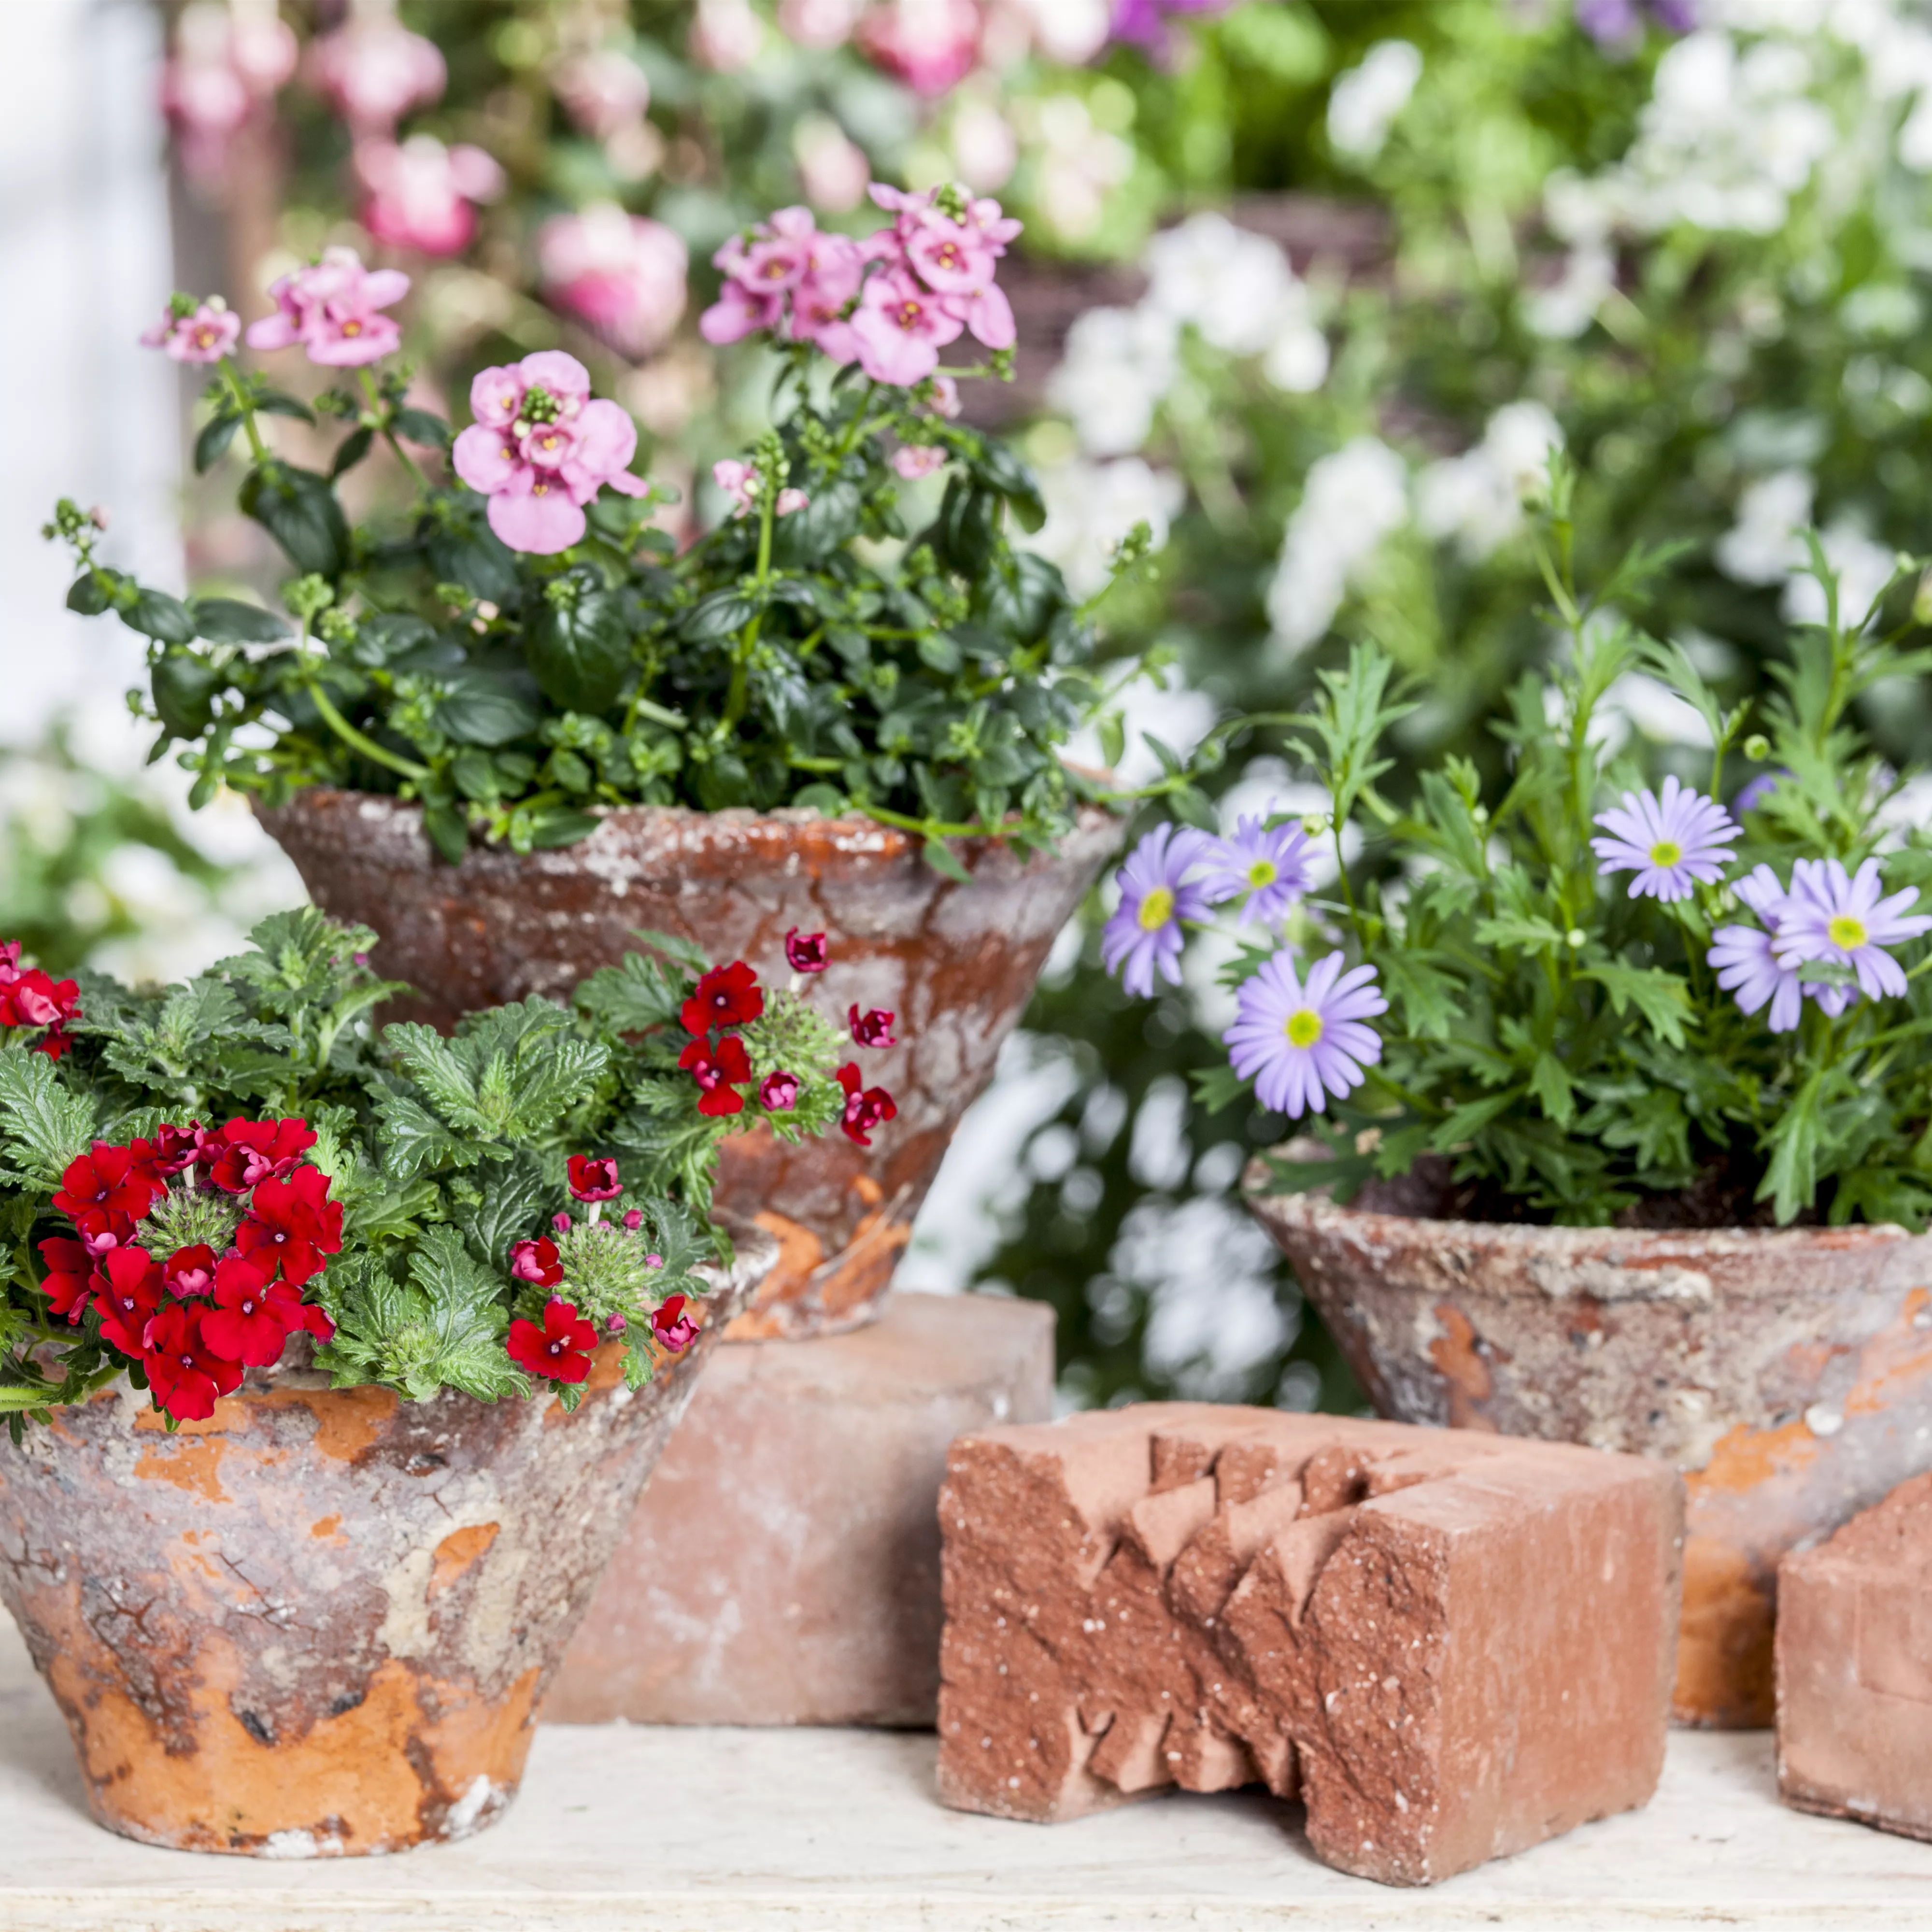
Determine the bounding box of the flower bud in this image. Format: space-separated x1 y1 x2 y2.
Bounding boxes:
1743 733 1770 762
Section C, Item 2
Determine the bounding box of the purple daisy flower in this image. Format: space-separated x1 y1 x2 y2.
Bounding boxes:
1200 815 1317 926
1590 774 1740 902
1708 864 1804 1033
1774 857 1932 1001
1100 824 1214 998
1222 951 1387 1119
1732 769 1790 815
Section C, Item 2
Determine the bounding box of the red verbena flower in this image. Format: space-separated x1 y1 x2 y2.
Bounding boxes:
507 1296 600 1383
199 1254 292 1367
91 1247 166 1359
784 928 829 973
678 1035 753 1116
510 1236 565 1286
269 1280 337 1346
651 1293 699 1353
36 1235 95 1322
73 1208 137 1260
680 960 764 1036
163 1242 218 1297
143 1302 244 1423
567 1155 624 1202
848 1004 897 1049
836 1062 898 1148
53 1143 161 1225
235 1165 343 1286
205 1117 317 1193
0 967 82 1056
144 1122 202 1178
757 1069 799 1111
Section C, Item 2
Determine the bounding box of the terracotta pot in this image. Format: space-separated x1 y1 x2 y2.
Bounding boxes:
1247 1177 1932 1730
258 792 1122 1340
0 1234 772 1856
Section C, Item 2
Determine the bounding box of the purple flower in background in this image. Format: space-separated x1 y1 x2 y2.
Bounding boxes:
1223 952 1386 1119
1776 858 1932 1001
1591 775 1740 902
1111 0 1235 53
1733 769 1790 815
1101 825 1213 998
1201 815 1316 926
1708 865 1804 1033
1576 0 1696 49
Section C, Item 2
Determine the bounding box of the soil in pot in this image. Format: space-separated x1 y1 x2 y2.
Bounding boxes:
1248 1158 1932 1729
0 1234 771 1855
258 793 1121 1340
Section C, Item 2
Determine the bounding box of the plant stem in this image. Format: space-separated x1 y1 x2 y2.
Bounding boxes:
220 359 268 464
360 369 431 494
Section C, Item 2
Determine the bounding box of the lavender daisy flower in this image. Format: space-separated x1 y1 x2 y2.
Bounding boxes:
1708 864 1804 1033
1100 824 1214 998
1590 774 1740 902
1774 857 1932 1001
1222 951 1387 1119
1732 769 1790 815
1201 815 1317 926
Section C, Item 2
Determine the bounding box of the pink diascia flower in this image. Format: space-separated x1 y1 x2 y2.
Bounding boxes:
689 0 764 71
779 0 866 49
1223 951 1387 1120
1100 824 1214 999
551 49 651 141
713 459 808 520
308 10 446 138
1590 775 1740 902
161 0 298 183
892 444 947 480
245 247 409 367
140 297 240 365
1775 857 1932 1002
453 351 649 554
355 135 505 258
537 204 689 361
855 0 982 96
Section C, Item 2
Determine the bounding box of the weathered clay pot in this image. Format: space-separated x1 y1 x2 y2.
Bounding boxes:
258 792 1121 1340
1248 1178 1932 1731
0 1233 772 1856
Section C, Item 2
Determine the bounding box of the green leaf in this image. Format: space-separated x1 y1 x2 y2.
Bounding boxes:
437 674 540 748
627 928 709 975
191 597 290 644
66 573 111 616
0 1050 96 1189
682 590 757 641
1761 1068 1826 1226
576 950 688 1035
374 1089 478 1181
527 573 632 713
426 522 520 605
329 426 375 479
424 803 469 866
525 807 602 850
152 650 223 739
391 408 451 450
1378 952 1459 1040
256 391 316 424
194 412 241 473
1530 1052 1576 1127
1472 914 1569 954
1581 961 1693 1049
240 463 349 577
923 837 973 883
123 588 197 646
453 1158 550 1270
1430 1088 1523 1151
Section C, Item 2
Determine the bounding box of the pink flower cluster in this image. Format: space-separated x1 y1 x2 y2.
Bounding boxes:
161 0 298 185
700 185 1018 389
140 297 241 366
245 248 409 368
856 0 982 96
355 134 505 258
453 351 648 555
537 204 689 362
308 7 446 138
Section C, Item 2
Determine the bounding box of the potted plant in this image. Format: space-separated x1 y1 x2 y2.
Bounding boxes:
48 188 1167 1335
1096 479 1932 1729
0 905 885 1852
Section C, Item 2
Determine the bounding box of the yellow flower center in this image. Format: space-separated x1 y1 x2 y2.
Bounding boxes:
1829 914 1869 951
1285 1008 1323 1049
1246 859 1278 889
1136 886 1175 932
342 320 363 337
1648 839 1682 867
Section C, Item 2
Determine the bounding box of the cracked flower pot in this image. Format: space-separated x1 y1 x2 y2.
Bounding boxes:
261 793 1121 1338
1248 1173 1932 1730
0 1235 769 1857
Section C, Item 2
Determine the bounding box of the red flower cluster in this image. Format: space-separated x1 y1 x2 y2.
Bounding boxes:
508 1296 600 1384
837 1064 898 1148
36 1120 342 1423
678 961 764 1118
0 941 80 1059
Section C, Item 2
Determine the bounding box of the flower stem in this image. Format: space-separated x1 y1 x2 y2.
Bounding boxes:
360 369 431 495
220 358 268 464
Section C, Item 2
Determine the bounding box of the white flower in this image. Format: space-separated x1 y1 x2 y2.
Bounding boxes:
1716 469 1816 584
1416 402 1563 561
1266 437 1410 655
1030 94 1132 241
1783 521 1898 628
1031 455 1185 600
1327 41 1422 161
1523 243 1618 340
1048 305 1181 457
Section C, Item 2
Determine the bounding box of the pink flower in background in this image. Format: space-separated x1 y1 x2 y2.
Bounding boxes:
924 375 963 417
781 0 867 47
712 459 808 518
949 99 1018 193
245 248 409 367
309 8 446 137
689 0 764 72
537 204 689 361
356 136 505 258
892 444 946 479
551 48 651 140
1109 0 1236 51
161 0 298 184
453 350 649 554
857 0 982 96
794 115 873 213
141 298 241 365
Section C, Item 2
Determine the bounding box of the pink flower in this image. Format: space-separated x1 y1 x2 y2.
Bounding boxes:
355 135 505 259
454 351 649 554
892 444 946 480
795 117 873 214
551 49 651 141
850 266 964 386
141 298 240 365
703 212 863 350
856 0 982 96
780 0 866 47
309 12 446 138
872 183 1020 353
759 1070 800 1111
245 247 409 368
848 1005 897 1049
785 929 830 972
690 0 764 71
712 459 807 519
161 1 297 184
924 375 963 418
537 204 689 361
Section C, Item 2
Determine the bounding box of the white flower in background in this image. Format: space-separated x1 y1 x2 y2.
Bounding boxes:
1599 672 1716 749
1142 212 1331 390
1716 469 1815 583
1049 305 1181 456
949 95 1018 192
1031 455 1184 599
1415 401 1563 560
1327 41 1422 161
1523 242 1618 339
1784 521 1898 627
1266 437 1410 655
998 0 1112 66
1030 94 1132 241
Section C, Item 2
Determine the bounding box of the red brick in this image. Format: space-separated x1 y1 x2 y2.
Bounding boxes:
937 1405 1682 1886
1778 1471 1932 1840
